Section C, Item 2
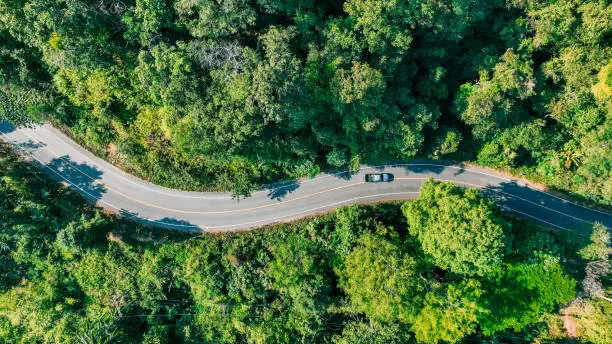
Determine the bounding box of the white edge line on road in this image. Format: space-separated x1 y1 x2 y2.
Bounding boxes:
203 192 420 229
0 128 605 232
489 191 592 224
5 138 417 230
16 126 232 199
502 207 583 236
2 136 578 233
9 132 597 226
1 130 205 229
8 125 612 218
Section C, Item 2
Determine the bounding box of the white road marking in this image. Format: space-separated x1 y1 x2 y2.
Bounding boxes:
1 125 608 233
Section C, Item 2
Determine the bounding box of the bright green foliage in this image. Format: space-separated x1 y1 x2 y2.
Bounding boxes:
592 62 612 101
530 1 576 48
567 298 612 344
265 234 329 339
133 42 197 108
331 61 389 144
123 0 174 44
412 280 484 344
333 61 385 106
55 212 110 255
0 31 48 125
479 261 576 335
431 127 462 158
252 27 311 127
0 143 118 341
256 0 314 16
142 325 170 344
0 274 78 342
476 121 546 168
455 49 534 140
403 180 507 276
0 144 107 291
342 0 414 69
326 147 348 167
338 233 423 323
3 0 610 338
332 320 412 344
0 144 583 343
174 0 257 38
330 204 374 260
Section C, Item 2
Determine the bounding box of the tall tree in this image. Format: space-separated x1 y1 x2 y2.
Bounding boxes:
411 280 484 344
403 179 507 276
338 232 423 323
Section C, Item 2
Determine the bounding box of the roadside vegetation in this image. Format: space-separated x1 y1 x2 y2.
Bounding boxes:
1 142 610 343
1 0 610 204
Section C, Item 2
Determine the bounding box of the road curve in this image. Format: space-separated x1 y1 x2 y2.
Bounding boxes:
1 122 610 233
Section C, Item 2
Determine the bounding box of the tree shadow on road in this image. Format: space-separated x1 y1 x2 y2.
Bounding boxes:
0 122 46 153
399 163 446 175
45 155 107 201
452 162 468 177
481 181 610 235
266 180 300 200
331 170 358 181
17 139 46 151
118 209 201 232
0 121 16 134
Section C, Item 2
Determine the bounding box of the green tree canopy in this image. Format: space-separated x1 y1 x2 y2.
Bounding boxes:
479 260 576 335
411 280 484 344
338 232 423 323
403 179 507 276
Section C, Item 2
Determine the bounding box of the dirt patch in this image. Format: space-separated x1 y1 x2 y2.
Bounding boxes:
106 143 118 156
560 307 579 339
105 143 132 171
107 231 124 244
100 207 118 216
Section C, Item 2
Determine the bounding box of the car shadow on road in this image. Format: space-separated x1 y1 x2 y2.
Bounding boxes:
45 155 107 201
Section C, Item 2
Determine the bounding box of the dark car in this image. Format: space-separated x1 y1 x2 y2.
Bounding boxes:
365 173 394 182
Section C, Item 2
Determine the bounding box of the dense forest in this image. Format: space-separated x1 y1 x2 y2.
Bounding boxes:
1 141 610 343
1 1 611 342
0 0 610 202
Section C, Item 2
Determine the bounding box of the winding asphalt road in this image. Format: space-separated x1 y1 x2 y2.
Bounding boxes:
1 122 610 233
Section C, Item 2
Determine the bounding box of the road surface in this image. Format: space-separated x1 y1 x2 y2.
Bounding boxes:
1 122 610 233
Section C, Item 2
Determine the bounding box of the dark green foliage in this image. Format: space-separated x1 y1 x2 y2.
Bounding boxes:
0 31 48 125
1 0 608 205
